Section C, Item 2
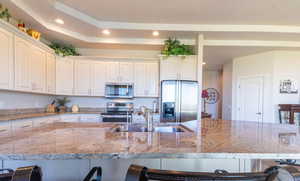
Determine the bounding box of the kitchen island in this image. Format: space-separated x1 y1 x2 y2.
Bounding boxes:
0 118 300 160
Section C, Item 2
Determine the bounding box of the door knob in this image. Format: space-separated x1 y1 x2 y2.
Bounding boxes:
256 112 262 115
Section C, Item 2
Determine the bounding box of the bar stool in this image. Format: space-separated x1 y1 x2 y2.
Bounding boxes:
125 164 300 181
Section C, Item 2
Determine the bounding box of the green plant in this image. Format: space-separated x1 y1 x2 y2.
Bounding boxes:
0 4 11 22
49 42 80 57
56 97 70 107
161 37 194 58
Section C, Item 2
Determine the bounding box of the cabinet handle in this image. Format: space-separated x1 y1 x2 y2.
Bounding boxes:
21 125 31 128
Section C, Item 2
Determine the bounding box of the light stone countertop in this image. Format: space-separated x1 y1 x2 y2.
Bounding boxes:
0 119 300 160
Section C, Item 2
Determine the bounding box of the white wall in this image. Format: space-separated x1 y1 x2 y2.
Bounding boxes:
231 50 300 123
0 90 53 109
222 61 233 120
232 52 274 122
202 70 222 119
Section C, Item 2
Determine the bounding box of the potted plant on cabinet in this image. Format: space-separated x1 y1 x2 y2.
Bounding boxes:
161 37 194 59
56 97 70 113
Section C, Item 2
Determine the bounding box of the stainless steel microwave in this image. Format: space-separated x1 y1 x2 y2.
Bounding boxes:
105 83 134 98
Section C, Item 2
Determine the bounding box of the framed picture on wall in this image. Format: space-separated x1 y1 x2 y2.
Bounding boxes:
280 79 298 94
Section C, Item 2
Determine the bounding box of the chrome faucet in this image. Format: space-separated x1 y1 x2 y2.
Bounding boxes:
140 106 154 132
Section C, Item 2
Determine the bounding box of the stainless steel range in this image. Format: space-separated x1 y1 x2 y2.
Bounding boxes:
101 102 133 122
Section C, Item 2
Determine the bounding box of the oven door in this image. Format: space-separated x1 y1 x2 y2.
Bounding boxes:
102 114 132 122
105 83 134 98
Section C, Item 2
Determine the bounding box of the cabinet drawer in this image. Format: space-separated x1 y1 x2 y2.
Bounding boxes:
12 119 33 131
0 122 11 135
59 115 80 122
80 114 101 123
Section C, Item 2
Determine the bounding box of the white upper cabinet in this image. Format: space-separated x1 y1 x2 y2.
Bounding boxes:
160 56 197 81
74 60 91 96
146 62 159 97
106 61 119 82
106 61 134 83
0 27 13 90
134 62 159 97
56 57 74 95
46 53 56 94
30 45 46 93
134 63 147 97
180 56 197 80
14 36 31 91
91 61 106 96
119 62 134 83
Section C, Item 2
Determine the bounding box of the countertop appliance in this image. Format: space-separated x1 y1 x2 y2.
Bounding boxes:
105 83 134 99
160 80 198 122
101 102 133 122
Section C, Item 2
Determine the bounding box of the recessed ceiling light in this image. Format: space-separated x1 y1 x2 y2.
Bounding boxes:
102 29 111 35
202 62 206 65
55 18 64 25
152 31 159 36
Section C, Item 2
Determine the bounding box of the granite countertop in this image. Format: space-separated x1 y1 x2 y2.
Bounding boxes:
0 119 300 160
0 111 103 122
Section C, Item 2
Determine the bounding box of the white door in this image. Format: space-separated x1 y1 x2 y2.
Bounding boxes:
30 45 46 93
74 60 91 96
91 61 106 96
160 57 180 80
56 58 74 95
119 62 134 83
180 56 197 81
0 28 13 89
46 53 56 94
134 62 147 96
106 61 119 82
237 76 264 122
15 37 31 91
146 62 159 97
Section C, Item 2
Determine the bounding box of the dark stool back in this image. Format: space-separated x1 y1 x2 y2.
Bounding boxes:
125 164 300 181
0 166 42 181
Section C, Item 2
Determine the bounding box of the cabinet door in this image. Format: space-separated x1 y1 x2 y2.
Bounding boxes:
15 37 31 91
119 62 134 83
160 57 180 81
180 56 197 81
30 45 46 93
91 61 106 96
146 62 159 97
0 28 13 89
46 53 56 94
74 60 91 96
134 63 147 97
56 58 74 95
106 61 119 82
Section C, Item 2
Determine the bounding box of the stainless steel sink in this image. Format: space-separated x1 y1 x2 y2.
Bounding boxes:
112 124 191 133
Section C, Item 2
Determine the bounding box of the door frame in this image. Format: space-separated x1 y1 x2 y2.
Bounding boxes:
236 75 265 122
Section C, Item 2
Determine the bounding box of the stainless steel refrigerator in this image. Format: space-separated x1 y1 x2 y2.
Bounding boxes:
160 80 198 122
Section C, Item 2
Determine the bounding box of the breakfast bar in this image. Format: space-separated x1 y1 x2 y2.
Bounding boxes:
0 117 300 160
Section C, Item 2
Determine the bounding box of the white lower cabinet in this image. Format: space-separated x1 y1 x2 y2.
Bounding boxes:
80 114 101 123
2 159 252 181
11 119 33 133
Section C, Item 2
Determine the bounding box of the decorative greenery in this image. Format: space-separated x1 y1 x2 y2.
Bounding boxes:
49 42 80 57
161 37 194 58
0 4 11 22
56 97 71 107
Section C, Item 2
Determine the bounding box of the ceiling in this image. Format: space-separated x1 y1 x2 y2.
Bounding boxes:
2 0 300 70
